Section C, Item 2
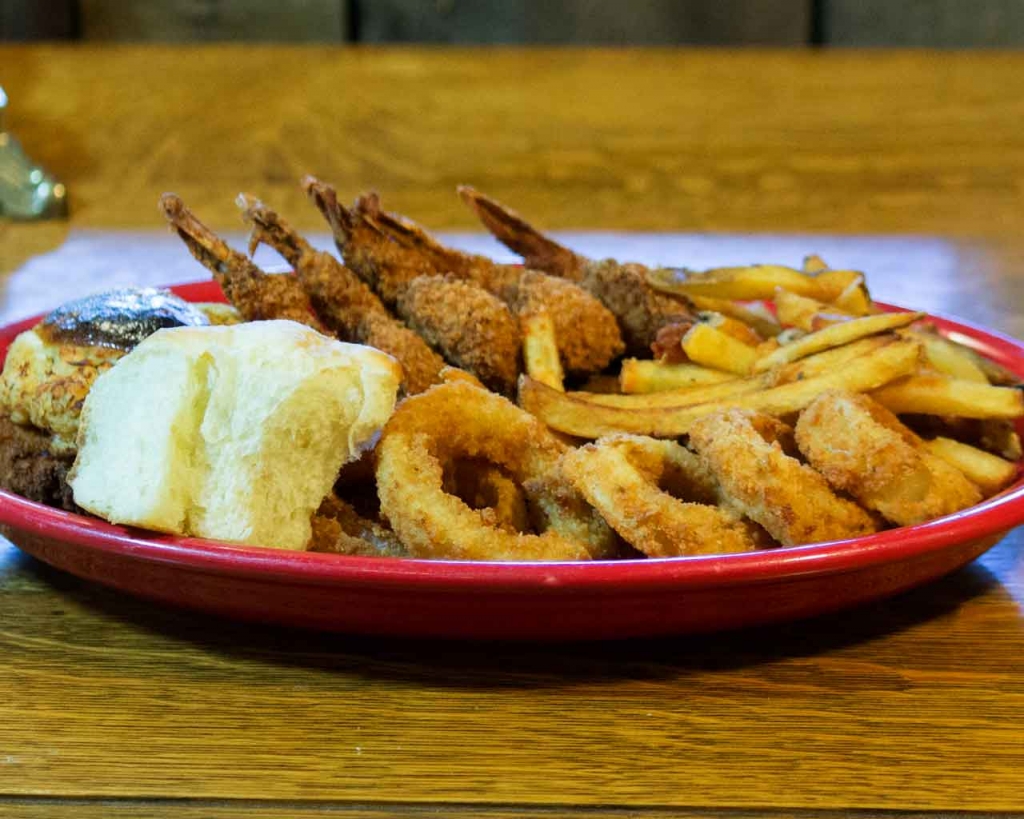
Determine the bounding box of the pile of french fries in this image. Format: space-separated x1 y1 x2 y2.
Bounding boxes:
519 256 1023 494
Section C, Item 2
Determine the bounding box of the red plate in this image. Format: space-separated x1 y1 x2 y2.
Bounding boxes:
0 280 1021 640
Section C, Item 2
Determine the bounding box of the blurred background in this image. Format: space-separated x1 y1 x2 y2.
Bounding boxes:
4 0 1024 46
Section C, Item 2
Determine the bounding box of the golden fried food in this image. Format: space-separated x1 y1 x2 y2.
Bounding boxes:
688 409 878 546
357 192 624 375
871 374 1024 419
513 271 624 374
520 310 564 391
922 437 1018 497
444 458 532 534
520 336 922 439
458 186 693 355
304 178 523 391
562 435 763 557
752 312 923 373
375 380 616 561
398 276 521 395
310 494 408 557
159 194 325 331
795 391 982 526
239 195 447 395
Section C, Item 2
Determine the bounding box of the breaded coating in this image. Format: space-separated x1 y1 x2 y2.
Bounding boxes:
159 193 325 331
310 493 408 557
562 434 764 557
688 408 878 547
795 391 982 527
357 192 625 374
303 179 436 307
304 177 523 390
397 276 521 395
0 415 77 511
511 272 623 374
239 196 447 395
459 186 694 356
578 259 694 355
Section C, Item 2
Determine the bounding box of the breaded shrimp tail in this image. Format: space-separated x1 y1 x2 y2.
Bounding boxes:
457 186 693 355
457 185 588 282
159 193 325 331
238 194 448 396
302 175 356 250
236 193 313 265
353 190 624 375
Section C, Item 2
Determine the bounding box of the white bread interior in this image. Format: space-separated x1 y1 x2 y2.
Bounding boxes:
68 320 401 550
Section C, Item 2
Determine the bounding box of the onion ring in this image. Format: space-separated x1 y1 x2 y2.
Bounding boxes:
443 459 531 534
795 390 982 526
376 380 615 561
688 408 878 546
562 435 764 557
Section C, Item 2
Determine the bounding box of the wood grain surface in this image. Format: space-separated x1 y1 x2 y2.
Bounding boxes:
1 46 1024 817
4 46 1024 236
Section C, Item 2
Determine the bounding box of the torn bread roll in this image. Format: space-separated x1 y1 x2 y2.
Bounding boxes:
68 320 401 550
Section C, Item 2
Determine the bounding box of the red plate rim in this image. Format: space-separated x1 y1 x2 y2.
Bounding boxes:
0 279 1021 594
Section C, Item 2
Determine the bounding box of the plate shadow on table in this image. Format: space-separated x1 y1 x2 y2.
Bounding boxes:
5 545 1013 689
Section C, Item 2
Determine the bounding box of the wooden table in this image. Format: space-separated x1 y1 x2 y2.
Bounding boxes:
1 46 1023 817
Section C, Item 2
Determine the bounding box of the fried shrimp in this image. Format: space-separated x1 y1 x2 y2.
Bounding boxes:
688 409 878 546
397 276 521 395
238 195 447 395
375 380 616 561
458 186 694 355
303 177 522 391
356 192 624 375
159 194 325 331
795 391 982 526
562 435 764 557
303 177 437 306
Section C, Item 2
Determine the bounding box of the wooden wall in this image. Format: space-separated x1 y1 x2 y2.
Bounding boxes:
6 0 1024 46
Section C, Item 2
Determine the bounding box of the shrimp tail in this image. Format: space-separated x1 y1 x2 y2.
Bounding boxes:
160 192 325 330
159 192 239 276
302 175 360 250
236 193 311 266
457 185 587 281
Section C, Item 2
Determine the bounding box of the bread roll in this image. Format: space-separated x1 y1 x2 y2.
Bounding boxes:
68 320 401 550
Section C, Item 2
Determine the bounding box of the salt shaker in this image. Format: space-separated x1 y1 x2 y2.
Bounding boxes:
0 86 68 219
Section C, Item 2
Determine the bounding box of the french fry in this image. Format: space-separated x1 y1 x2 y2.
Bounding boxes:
682 323 759 375
808 312 857 332
802 254 829 274
769 335 893 385
923 437 1018 495
696 311 762 347
647 264 823 301
966 349 1023 387
774 288 837 331
570 374 771 408
872 375 1024 419
521 311 564 391
752 311 923 373
812 269 863 302
913 332 988 383
832 275 872 316
687 295 781 338
520 337 921 438
620 359 735 394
